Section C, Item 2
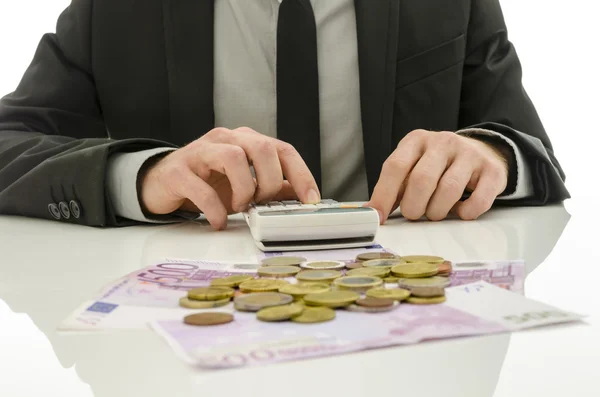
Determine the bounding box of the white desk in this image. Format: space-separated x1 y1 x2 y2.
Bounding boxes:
0 200 598 397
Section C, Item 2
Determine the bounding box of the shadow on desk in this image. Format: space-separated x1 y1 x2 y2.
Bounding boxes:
0 204 571 397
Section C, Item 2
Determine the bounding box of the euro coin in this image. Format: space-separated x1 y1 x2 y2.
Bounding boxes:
406 286 446 298
291 307 336 323
233 292 293 311
333 276 383 292
355 297 394 308
391 263 438 278
402 255 445 264
362 258 406 268
183 312 234 326
257 266 300 278
346 267 390 278
210 275 254 287
188 286 235 301
296 269 342 283
303 290 359 308
257 303 304 322
398 276 450 288
239 279 289 293
383 276 399 283
300 260 346 270
278 283 331 298
406 296 447 304
179 297 231 309
366 288 411 301
346 302 399 313
233 263 261 270
345 262 364 270
261 256 306 267
437 261 452 276
356 252 400 261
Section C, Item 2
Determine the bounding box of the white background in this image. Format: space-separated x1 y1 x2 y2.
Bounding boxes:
0 1 598 396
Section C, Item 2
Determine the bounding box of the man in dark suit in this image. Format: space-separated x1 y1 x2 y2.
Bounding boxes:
0 0 569 230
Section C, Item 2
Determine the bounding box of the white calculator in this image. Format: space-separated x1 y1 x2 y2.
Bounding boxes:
243 199 380 252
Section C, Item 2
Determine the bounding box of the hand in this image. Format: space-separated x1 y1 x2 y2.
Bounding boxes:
366 129 509 223
140 127 321 229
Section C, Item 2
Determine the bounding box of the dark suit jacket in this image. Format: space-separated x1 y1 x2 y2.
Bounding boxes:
0 0 570 226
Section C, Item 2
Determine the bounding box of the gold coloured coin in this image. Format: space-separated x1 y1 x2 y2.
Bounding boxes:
346 267 390 278
383 276 399 283
345 262 364 270
406 296 447 305
187 286 235 301
291 307 336 323
261 256 307 267
402 255 445 264
303 290 359 308
356 297 394 308
295 269 342 283
257 303 304 322
210 275 254 288
366 288 411 301
233 292 293 311
179 297 231 309
239 279 289 293
183 312 234 326
300 260 346 270
279 283 330 297
362 258 406 268
346 302 399 313
391 263 438 278
397 276 450 288
356 252 400 261
257 266 300 278
333 276 383 291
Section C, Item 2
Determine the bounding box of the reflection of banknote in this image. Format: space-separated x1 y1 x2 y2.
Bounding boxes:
150 281 583 369
59 256 526 331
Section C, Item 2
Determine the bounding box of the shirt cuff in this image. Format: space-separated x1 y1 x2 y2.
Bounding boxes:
456 128 534 200
106 147 179 223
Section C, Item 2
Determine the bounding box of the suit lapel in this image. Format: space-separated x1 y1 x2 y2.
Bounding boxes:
162 0 215 143
354 0 399 194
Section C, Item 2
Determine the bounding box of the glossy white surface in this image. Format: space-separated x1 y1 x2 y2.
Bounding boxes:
1 199 599 397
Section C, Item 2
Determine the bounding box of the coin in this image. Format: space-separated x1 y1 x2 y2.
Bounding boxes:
356 252 400 261
239 279 289 293
383 276 399 283
406 296 447 304
179 297 231 309
233 263 261 270
278 283 331 297
233 292 293 311
303 290 360 308
210 275 254 287
402 255 445 264
183 312 234 326
257 303 304 322
355 297 394 308
366 288 411 301
346 267 390 278
257 266 300 278
300 260 346 270
346 302 399 313
362 258 406 268
390 263 438 278
187 286 235 301
437 261 452 275
406 286 446 298
333 276 383 292
397 276 451 288
261 256 307 267
295 269 342 283
291 307 336 323
345 262 364 270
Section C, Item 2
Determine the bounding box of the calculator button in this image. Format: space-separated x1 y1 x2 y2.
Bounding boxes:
267 202 283 207
281 200 301 206
319 199 338 205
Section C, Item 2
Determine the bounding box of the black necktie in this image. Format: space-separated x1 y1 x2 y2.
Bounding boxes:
276 0 321 190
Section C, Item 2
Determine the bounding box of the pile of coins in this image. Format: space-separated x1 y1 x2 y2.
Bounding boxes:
181 253 453 326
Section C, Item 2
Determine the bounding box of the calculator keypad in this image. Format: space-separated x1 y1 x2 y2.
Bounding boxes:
249 199 340 213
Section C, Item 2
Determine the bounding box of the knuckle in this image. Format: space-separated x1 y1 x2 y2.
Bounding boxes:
224 145 248 163
255 139 276 155
409 170 436 191
278 141 297 155
206 127 230 140
439 174 463 192
433 131 457 148
234 126 257 135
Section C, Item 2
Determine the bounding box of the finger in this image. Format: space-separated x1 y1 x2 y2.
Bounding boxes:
275 141 321 204
222 128 285 203
366 136 425 223
425 158 474 221
193 143 256 212
175 168 228 230
454 166 505 220
400 148 451 221
272 181 299 201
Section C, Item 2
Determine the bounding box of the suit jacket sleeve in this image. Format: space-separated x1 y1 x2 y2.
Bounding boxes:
458 0 570 205
0 0 177 226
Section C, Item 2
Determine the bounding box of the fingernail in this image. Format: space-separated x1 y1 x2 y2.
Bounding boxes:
306 189 320 204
